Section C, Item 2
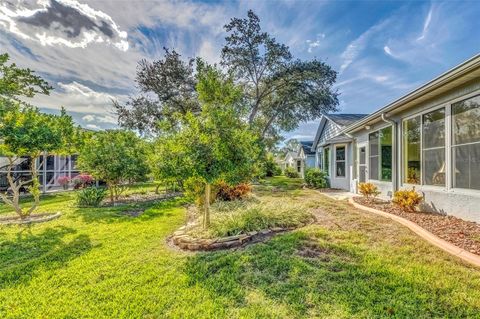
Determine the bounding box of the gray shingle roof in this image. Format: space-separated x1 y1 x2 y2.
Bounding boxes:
299 141 315 155
326 114 369 127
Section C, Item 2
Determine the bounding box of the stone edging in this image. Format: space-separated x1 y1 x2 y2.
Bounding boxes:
348 197 480 268
0 212 62 225
169 218 315 251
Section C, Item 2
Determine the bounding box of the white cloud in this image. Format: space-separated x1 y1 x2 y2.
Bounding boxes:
417 5 433 41
0 0 128 51
85 123 101 130
25 81 127 115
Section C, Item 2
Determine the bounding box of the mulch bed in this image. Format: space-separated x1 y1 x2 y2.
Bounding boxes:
353 197 480 255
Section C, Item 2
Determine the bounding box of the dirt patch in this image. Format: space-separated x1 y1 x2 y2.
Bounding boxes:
353 197 480 255
103 192 181 206
121 209 145 217
0 212 61 225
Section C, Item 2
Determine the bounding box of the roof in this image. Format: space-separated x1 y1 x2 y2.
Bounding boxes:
299 141 315 155
320 134 353 147
326 114 369 127
312 113 368 151
284 151 299 161
344 53 480 133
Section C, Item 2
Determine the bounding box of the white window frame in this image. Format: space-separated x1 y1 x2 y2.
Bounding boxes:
334 144 347 178
401 103 448 189
323 147 330 177
367 124 393 182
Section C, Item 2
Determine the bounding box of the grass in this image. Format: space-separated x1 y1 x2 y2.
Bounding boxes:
188 193 313 238
0 177 479 318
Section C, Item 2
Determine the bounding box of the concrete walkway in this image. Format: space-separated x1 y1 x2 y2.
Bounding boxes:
317 190 356 201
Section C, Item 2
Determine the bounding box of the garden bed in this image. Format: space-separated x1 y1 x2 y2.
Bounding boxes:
170 195 316 251
0 212 61 225
353 197 480 255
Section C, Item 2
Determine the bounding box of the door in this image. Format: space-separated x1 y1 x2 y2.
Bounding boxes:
358 144 367 183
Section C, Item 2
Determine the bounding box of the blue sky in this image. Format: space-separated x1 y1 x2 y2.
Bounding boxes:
1 0 479 140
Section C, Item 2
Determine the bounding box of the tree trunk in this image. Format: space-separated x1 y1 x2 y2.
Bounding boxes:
109 184 115 205
203 183 211 229
155 183 161 194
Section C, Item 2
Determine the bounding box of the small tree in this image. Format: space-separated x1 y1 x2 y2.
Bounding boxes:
156 65 260 228
77 130 149 204
0 105 75 218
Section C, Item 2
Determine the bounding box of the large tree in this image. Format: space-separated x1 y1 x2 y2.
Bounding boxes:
222 10 339 144
113 11 338 144
114 49 201 136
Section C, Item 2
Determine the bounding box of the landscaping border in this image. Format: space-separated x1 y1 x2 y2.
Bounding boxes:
348 197 480 268
169 218 315 251
0 212 62 225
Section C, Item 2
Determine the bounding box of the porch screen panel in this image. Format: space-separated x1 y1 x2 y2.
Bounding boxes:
403 116 421 184
369 131 379 180
323 148 330 175
452 95 480 190
422 108 445 186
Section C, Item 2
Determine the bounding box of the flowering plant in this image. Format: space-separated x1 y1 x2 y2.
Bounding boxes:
72 174 94 189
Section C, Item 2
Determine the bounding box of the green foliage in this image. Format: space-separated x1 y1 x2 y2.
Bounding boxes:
0 56 75 217
392 188 423 212
77 130 149 204
284 167 299 178
262 154 282 177
358 182 381 201
76 187 107 207
304 168 329 188
0 53 52 98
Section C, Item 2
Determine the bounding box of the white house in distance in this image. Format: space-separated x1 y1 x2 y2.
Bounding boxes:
313 53 480 223
312 114 367 189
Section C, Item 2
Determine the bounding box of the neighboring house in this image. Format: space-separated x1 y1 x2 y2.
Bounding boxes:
297 141 316 177
0 155 80 193
283 151 301 173
320 53 480 223
312 114 368 190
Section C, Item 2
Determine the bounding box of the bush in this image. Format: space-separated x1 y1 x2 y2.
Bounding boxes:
57 176 70 189
392 188 423 212
358 182 380 201
304 168 329 188
183 176 217 207
76 187 107 207
263 156 282 177
284 167 299 178
72 174 94 189
216 181 252 201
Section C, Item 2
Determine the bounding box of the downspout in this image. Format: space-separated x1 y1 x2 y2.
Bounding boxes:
381 113 398 194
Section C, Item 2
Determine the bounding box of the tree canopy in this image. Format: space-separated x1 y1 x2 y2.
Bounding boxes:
113 10 338 145
77 130 150 203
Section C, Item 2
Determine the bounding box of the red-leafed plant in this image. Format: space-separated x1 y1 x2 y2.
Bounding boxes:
216 181 252 201
72 174 94 189
57 176 70 190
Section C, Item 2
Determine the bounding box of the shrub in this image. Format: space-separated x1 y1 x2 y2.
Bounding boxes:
304 168 329 188
358 182 380 201
73 174 94 189
76 187 107 207
284 167 299 178
216 181 252 201
392 188 423 212
263 156 282 177
57 176 70 189
183 176 217 207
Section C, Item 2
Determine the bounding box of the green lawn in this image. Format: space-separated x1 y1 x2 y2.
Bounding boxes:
1 178 480 318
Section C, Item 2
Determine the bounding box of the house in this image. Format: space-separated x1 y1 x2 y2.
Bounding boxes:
295 141 315 177
312 114 368 189
283 151 302 174
318 53 480 223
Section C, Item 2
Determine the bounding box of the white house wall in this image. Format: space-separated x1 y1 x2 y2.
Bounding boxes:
350 78 480 223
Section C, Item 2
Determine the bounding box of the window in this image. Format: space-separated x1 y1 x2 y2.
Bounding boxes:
422 108 445 186
335 146 346 177
323 147 330 175
403 117 421 184
452 95 480 190
369 126 392 181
